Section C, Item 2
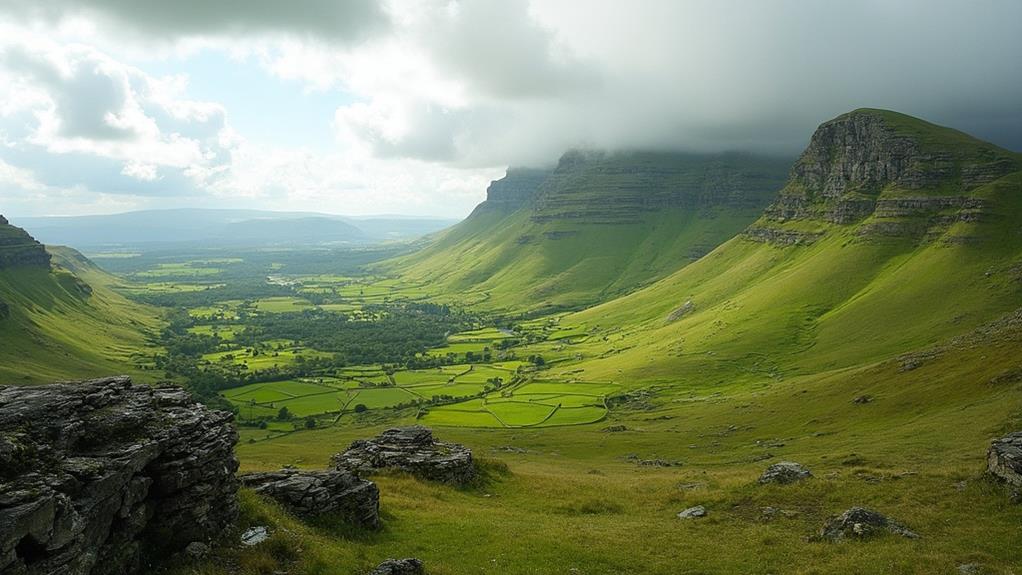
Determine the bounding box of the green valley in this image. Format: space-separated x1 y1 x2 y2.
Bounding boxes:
4 109 1022 575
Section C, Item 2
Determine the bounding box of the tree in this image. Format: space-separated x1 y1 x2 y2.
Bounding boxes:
277 406 291 421
304 417 317 429
353 403 368 413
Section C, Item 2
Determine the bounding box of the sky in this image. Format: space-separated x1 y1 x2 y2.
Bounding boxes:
0 0 1020 219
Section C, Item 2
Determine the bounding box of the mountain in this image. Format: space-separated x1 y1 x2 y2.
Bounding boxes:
553 109 1022 384
11 209 458 250
385 151 792 313
0 216 161 383
220 216 366 244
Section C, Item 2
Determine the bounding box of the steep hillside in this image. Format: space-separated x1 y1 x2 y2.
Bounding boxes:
554 109 1022 384
0 216 162 383
387 152 791 313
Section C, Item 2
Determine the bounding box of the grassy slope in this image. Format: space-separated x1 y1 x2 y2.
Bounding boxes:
386 153 790 314
0 246 162 384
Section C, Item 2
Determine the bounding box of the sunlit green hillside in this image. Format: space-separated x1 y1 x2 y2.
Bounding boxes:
0 226 162 383
386 152 791 314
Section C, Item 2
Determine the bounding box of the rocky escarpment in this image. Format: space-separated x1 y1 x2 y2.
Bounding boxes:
239 468 379 528
0 376 239 575
746 110 1021 245
529 150 790 224
0 215 51 269
471 167 551 214
333 426 476 485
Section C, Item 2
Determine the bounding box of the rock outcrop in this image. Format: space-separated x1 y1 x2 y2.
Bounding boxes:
473 168 551 213
742 227 823 246
817 507 919 541
770 110 1017 222
747 109 1021 243
0 215 51 269
369 558 426 575
0 376 239 575
677 505 706 519
333 426 475 485
758 461 813 485
239 468 380 528
988 432 1022 487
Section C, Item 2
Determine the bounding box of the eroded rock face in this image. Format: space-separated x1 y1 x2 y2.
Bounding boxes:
753 109 1021 240
239 468 379 528
0 215 51 269
333 426 475 485
988 432 1022 487
369 558 425 575
758 462 813 485
474 168 550 213
0 376 239 575
818 507 919 541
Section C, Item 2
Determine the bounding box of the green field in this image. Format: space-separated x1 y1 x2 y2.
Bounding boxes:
203 346 332 370
252 296 315 313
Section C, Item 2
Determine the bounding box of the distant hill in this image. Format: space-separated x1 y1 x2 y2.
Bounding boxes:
11 209 458 250
559 109 1022 382
0 216 161 383
384 151 792 313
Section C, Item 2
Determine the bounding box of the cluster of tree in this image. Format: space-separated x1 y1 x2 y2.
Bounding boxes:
232 306 472 365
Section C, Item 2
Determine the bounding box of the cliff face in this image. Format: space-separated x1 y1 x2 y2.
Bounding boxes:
0 216 51 269
748 109 1022 244
472 167 551 214
530 150 790 224
0 377 239 575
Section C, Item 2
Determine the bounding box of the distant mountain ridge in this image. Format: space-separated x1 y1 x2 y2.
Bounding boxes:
11 209 458 250
385 150 793 313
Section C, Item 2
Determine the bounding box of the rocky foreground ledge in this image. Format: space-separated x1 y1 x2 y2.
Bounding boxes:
333 426 476 485
0 376 239 575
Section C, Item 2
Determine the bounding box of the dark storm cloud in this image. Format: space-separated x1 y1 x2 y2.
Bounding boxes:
0 0 389 43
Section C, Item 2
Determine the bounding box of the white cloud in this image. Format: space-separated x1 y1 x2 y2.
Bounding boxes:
120 161 159 181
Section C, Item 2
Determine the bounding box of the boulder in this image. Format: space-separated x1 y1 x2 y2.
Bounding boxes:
333 426 475 485
988 432 1022 487
240 526 269 546
758 461 813 485
817 507 919 541
239 468 379 528
0 376 238 575
369 558 425 575
677 505 706 519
